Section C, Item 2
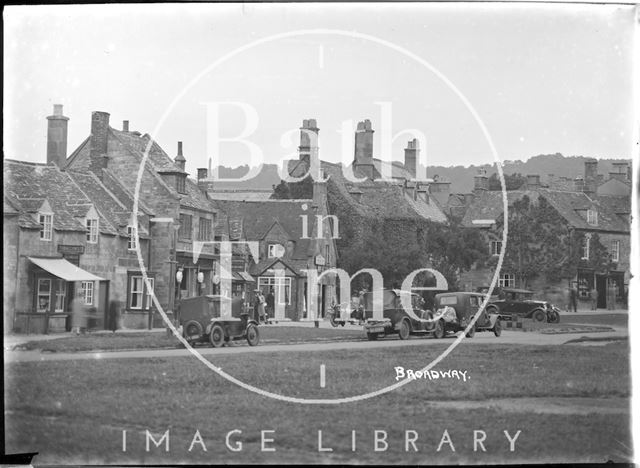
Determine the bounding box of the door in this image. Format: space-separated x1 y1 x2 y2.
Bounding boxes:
100 280 109 330
320 285 327 319
596 274 606 308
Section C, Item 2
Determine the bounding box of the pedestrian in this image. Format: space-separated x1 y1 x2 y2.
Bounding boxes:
590 286 598 311
252 290 261 323
266 288 275 322
612 282 619 310
70 292 87 335
257 291 267 324
569 284 578 313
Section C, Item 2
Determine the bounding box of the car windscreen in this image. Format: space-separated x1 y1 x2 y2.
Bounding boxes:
439 295 457 306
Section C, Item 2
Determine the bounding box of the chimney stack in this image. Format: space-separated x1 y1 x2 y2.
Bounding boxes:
429 175 451 206
583 158 598 196
174 141 186 171
354 119 375 179
610 162 629 181
46 104 69 167
574 177 585 192
123 120 129 132
473 168 489 194
89 111 110 177
404 138 419 178
526 174 541 189
298 119 319 167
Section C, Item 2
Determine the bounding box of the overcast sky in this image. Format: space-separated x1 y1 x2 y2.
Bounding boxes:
3 3 636 175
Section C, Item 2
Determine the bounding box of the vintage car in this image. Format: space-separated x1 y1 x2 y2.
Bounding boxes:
485 288 560 323
177 295 260 347
433 292 502 338
360 289 437 341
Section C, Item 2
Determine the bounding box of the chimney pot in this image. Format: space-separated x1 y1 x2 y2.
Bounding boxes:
123 120 129 132
53 104 63 116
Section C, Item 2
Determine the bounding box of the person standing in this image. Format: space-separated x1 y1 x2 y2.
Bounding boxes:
569 284 578 313
590 286 598 311
257 291 267 324
70 292 87 335
266 288 275 322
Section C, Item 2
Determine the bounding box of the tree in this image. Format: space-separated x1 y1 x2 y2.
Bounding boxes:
488 172 528 191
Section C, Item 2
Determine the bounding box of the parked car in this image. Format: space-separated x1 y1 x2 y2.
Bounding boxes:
177 295 260 347
433 292 502 338
360 289 437 340
486 287 560 323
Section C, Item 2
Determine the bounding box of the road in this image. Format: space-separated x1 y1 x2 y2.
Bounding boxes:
4 327 627 363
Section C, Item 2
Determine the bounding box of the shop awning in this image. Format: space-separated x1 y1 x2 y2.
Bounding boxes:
237 271 255 283
28 257 105 282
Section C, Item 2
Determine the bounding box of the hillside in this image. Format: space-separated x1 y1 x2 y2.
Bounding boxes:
212 154 632 193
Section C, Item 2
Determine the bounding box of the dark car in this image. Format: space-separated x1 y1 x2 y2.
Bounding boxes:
433 292 502 338
485 288 560 323
361 289 437 341
177 295 260 347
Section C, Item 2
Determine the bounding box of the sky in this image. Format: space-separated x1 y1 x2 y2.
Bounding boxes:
3 3 636 175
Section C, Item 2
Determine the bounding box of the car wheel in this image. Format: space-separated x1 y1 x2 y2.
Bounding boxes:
328 313 339 328
422 310 435 332
548 311 560 324
493 320 502 337
465 325 476 338
209 324 225 348
398 319 411 340
366 332 378 341
183 320 203 340
246 323 260 346
532 309 546 323
433 320 445 339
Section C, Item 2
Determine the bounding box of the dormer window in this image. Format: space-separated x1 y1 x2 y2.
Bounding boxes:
176 174 186 194
39 212 53 241
268 243 285 258
127 225 137 250
86 218 99 243
587 209 598 226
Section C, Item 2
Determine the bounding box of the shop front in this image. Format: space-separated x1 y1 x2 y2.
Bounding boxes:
14 257 106 334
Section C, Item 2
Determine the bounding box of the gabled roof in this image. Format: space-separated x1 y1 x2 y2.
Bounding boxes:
459 187 630 233
210 198 315 261
4 159 147 236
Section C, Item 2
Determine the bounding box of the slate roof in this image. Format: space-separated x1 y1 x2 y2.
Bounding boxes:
460 187 630 233
206 190 274 202
4 159 147 236
210 198 317 270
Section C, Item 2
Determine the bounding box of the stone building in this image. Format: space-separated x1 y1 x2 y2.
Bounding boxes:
458 160 631 309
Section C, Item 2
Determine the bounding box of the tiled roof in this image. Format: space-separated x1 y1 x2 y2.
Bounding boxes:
460 191 539 228
206 190 274 202
321 161 447 222
211 198 315 260
459 188 629 233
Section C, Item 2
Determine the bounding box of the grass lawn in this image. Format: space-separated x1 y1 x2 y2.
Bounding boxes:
4 341 631 465
562 314 628 328
14 326 366 353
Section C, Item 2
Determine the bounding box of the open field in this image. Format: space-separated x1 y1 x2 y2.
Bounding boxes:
4 341 631 465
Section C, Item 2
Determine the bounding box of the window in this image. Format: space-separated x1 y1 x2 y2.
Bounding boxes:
86 218 98 243
176 175 186 194
258 276 291 305
127 225 137 250
268 243 285 258
582 235 591 260
54 280 66 312
80 281 94 305
37 279 51 312
490 240 502 256
498 273 515 288
198 217 212 241
440 295 458 305
39 213 53 241
611 240 620 262
129 276 144 309
587 209 598 226
129 275 154 309
178 214 192 239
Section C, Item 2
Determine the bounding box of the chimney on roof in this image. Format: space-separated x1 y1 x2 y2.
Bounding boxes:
354 119 375 180
122 120 129 132
610 162 629 181
46 104 69 168
473 168 489 194
526 174 541 189
416 182 430 203
298 119 319 168
574 177 585 192
429 175 451 206
583 158 598 196
89 111 110 178
404 138 419 178
174 141 186 171
197 167 214 192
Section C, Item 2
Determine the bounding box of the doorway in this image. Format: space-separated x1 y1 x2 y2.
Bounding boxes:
595 274 607 309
